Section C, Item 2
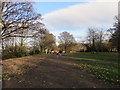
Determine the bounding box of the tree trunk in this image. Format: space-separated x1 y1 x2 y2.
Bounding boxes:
92 39 95 52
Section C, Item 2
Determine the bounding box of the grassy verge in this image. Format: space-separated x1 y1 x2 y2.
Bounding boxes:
68 52 120 85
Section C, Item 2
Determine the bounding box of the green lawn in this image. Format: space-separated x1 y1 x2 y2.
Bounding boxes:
69 52 120 60
68 52 120 85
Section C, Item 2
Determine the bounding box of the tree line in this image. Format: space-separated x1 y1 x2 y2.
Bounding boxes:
85 16 120 53
0 2 119 59
0 2 56 59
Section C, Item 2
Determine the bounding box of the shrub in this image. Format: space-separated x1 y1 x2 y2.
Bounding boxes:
29 49 41 55
2 45 29 60
15 46 29 57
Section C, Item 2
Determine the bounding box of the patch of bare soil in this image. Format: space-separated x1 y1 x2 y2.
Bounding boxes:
3 54 45 75
2 54 120 88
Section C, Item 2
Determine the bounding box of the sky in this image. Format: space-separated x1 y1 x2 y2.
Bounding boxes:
33 0 118 42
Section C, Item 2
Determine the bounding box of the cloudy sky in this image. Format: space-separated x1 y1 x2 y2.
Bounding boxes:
33 0 118 42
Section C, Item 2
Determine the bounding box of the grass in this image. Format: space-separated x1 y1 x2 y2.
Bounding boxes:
69 52 120 60
68 52 120 85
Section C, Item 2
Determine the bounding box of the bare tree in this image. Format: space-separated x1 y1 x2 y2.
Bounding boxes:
87 28 99 52
42 33 56 52
0 2 42 49
58 32 76 52
95 29 106 52
31 27 49 51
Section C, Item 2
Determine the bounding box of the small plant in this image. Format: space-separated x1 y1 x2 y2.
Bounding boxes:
2 73 15 80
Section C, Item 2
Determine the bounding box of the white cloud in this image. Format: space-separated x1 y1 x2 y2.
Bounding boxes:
43 0 118 41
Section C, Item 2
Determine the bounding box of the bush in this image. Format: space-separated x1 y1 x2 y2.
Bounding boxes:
15 46 29 57
35 49 40 54
2 45 29 60
29 49 41 55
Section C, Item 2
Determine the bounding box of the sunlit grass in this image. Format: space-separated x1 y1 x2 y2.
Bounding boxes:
78 63 120 85
68 52 120 85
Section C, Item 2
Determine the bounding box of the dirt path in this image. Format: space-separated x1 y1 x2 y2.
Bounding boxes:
3 54 120 88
